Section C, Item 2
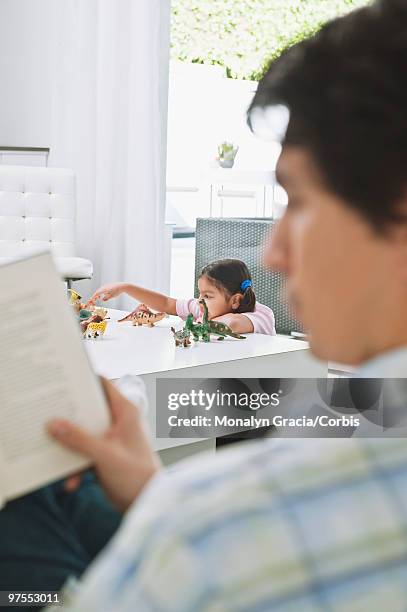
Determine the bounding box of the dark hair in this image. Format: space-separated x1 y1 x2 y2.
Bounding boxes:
247 0 407 232
200 259 256 313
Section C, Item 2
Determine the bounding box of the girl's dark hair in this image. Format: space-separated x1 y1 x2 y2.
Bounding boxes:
200 259 256 313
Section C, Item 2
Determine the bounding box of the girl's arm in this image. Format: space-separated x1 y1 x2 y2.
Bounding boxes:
212 313 254 334
88 282 177 315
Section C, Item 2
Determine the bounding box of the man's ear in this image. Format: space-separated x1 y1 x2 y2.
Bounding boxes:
230 293 243 311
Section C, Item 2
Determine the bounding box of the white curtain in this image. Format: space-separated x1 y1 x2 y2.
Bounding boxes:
49 0 171 309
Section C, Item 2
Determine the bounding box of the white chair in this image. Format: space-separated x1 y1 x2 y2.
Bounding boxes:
0 165 92 287
202 168 276 218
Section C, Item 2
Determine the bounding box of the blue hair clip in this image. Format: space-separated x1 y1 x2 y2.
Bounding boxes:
240 279 252 291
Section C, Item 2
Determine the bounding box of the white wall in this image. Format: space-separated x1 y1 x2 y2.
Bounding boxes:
0 0 56 147
167 62 281 182
166 62 283 227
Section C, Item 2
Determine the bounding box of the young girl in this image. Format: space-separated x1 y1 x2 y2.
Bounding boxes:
89 259 276 335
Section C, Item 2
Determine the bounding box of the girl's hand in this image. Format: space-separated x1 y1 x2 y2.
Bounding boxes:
212 313 254 334
88 283 128 305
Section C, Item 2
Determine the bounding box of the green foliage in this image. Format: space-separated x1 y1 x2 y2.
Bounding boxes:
171 0 371 81
217 141 239 160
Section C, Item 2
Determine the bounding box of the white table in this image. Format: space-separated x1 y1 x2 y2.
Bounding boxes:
85 310 326 456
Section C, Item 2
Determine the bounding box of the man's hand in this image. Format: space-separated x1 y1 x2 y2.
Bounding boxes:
47 379 161 512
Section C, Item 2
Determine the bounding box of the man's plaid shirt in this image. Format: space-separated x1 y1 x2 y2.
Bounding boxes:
59 435 407 612
56 348 407 612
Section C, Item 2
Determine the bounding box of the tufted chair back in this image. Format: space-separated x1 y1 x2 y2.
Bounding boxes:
0 166 92 283
0 165 76 257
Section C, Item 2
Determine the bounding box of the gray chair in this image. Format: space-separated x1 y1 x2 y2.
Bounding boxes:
194 217 303 335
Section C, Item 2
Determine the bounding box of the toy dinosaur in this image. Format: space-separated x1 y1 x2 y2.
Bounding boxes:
171 325 192 348
183 301 246 342
80 313 103 334
118 303 166 327
198 298 246 340
66 290 109 339
184 314 210 342
93 307 108 319
84 320 107 339
68 290 108 320
117 303 149 321
68 289 86 313
68 289 82 305
79 308 94 320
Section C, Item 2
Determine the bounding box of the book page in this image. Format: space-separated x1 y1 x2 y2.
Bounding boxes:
0 459 6 509
0 253 110 503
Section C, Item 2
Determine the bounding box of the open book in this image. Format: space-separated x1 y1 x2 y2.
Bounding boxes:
0 253 110 508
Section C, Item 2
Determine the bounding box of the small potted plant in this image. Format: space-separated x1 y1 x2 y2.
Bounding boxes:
216 141 239 168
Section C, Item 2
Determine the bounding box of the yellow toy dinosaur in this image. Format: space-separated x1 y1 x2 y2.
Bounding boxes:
84 320 107 339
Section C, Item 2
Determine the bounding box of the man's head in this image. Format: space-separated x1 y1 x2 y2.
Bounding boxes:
248 0 407 364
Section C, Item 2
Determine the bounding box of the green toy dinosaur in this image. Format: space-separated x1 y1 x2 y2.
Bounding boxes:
184 314 210 342
183 302 246 342
200 298 246 340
